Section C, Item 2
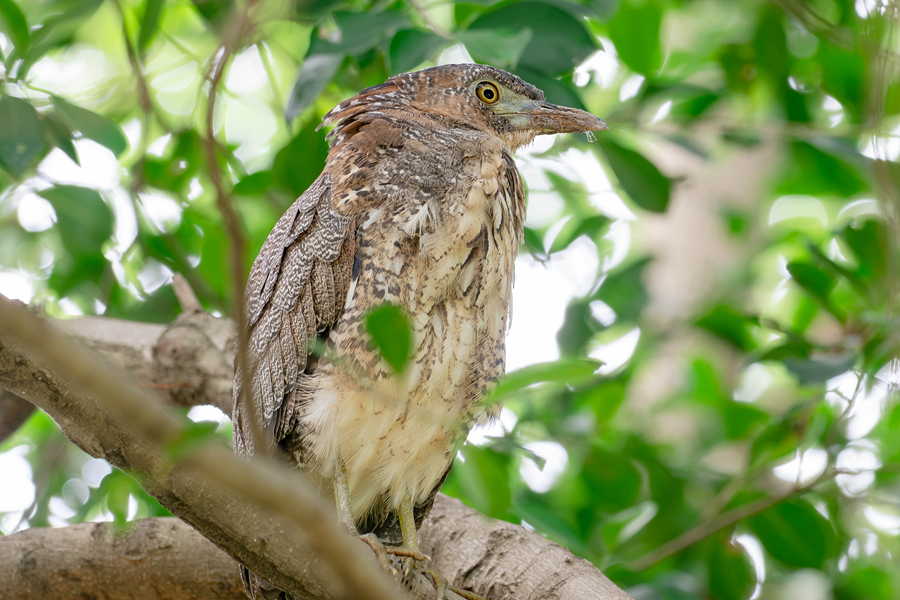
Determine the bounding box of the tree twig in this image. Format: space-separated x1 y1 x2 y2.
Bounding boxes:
629 469 837 571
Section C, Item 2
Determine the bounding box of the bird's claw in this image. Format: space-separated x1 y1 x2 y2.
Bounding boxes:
358 533 431 577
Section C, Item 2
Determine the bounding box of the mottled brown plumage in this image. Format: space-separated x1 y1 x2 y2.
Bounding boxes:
233 63 606 598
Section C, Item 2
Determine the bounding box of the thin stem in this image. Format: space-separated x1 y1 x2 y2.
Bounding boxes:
629 469 837 571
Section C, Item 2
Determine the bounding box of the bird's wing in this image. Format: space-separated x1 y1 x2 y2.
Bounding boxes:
232 176 356 457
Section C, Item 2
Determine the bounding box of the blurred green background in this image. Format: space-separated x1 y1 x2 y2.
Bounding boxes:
1 0 899 599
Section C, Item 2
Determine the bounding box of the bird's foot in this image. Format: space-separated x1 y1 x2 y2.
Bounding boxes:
419 567 486 600
358 533 429 577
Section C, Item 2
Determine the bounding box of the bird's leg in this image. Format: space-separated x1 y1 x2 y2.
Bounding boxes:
399 497 487 600
334 459 357 533
334 461 426 575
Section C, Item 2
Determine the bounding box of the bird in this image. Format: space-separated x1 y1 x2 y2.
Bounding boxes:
232 63 607 599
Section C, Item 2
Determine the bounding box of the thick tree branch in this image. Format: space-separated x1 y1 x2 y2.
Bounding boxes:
0 296 413 600
0 295 633 600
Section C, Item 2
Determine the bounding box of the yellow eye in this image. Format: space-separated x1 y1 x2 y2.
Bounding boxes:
475 81 500 104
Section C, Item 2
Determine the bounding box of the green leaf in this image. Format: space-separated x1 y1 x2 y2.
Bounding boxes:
549 214 609 253
38 185 114 257
835 567 898 600
783 352 857 385
596 138 671 213
489 359 601 402
51 96 128 157
696 305 757 352
817 40 866 122
467 2 597 75
458 27 533 70
272 121 329 195
0 95 49 177
165 420 219 461
708 534 755 600
192 0 233 30
842 219 887 281
608 0 662 76
285 54 343 121
365 303 413 373
309 9 410 57
138 0 165 54
389 29 446 75
583 446 642 512
787 260 836 301
233 170 272 195
450 445 512 518
556 299 600 356
776 141 869 198
42 111 80 165
595 258 651 323
747 499 837 569
0 0 29 53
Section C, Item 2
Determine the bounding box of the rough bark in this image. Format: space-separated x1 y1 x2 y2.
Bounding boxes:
0 295 634 600
0 518 246 600
0 388 33 442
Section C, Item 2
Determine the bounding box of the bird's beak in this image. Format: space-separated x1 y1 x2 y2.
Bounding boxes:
505 101 608 135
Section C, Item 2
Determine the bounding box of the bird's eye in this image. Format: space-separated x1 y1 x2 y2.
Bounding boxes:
475 82 500 104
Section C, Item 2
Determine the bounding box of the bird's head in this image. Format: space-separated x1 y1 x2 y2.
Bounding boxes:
321 64 607 153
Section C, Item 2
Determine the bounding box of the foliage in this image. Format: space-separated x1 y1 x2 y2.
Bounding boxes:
0 0 899 599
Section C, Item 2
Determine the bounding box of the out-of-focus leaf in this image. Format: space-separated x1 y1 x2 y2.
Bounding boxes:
842 219 887 281
549 214 609 253
834 566 897 600
467 2 596 75
458 27 533 70
43 111 79 165
787 260 835 301
583 446 641 512
138 0 165 54
164 420 219 461
38 185 114 256
513 66 586 109
708 533 756 600
489 359 602 403
722 401 768 440
750 418 799 465
696 305 757 352
516 498 585 552
285 54 343 121
0 0 29 53
0 95 48 177
776 141 869 198
557 299 600 356
365 303 412 373
747 499 837 569
574 377 626 424
272 121 329 195
608 0 661 76
308 9 410 56
783 351 857 385
818 40 866 122
595 258 650 323
52 96 128 157
233 170 272 195
596 138 671 213
449 445 512 519
143 130 201 192
389 29 445 75
192 0 233 30
755 340 812 362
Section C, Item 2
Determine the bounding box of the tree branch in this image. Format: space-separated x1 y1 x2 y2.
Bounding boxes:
0 294 634 600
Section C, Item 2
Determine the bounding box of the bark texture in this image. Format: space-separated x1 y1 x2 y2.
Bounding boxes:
0 296 634 600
